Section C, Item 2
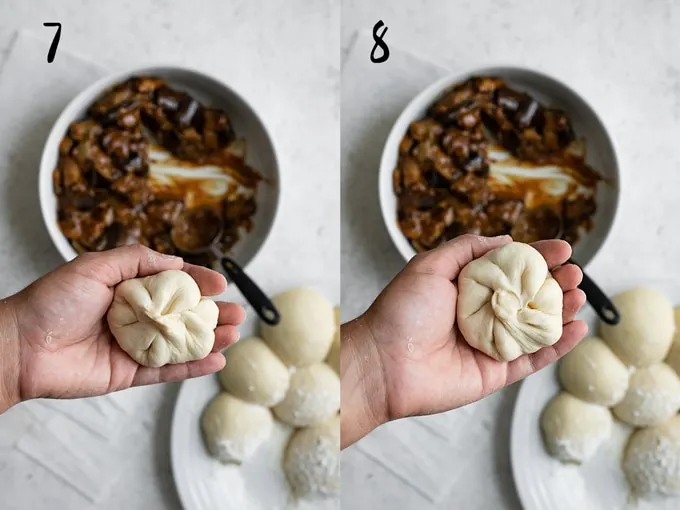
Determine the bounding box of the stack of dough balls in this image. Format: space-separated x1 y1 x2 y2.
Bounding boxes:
541 287 680 499
200 287 341 501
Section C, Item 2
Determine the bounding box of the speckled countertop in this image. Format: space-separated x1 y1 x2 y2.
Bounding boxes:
341 0 680 509
0 1 339 509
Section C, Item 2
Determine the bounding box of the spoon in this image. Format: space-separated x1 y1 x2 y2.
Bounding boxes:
569 258 620 326
170 208 280 326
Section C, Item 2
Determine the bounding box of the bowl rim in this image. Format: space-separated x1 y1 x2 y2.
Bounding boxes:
38 63 281 270
377 64 622 268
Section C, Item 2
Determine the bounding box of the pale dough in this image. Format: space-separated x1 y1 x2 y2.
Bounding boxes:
201 392 273 464
599 287 675 367
613 363 680 427
541 392 612 464
218 337 290 407
273 363 340 427
457 242 563 362
558 336 629 406
260 288 335 367
665 307 680 376
284 414 340 500
623 414 680 496
107 270 219 368
326 330 340 374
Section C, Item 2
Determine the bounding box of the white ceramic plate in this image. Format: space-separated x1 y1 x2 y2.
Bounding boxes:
171 301 340 510
39 66 280 270
511 308 680 510
378 67 621 268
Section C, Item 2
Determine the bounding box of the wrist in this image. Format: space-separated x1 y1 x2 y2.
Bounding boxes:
0 298 21 413
340 314 390 447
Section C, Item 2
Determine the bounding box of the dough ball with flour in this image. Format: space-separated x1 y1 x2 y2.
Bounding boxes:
201 392 273 464
664 307 680 376
613 363 680 427
260 288 335 367
107 270 219 368
457 242 563 362
219 337 290 407
274 363 340 427
623 414 680 497
600 288 675 367
326 330 340 374
284 415 340 500
558 336 629 406
541 392 612 464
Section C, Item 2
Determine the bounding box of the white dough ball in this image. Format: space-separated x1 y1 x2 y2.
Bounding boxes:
558 336 629 406
541 392 612 464
219 337 291 406
284 415 340 500
107 270 219 368
334 306 340 328
260 288 335 367
600 288 675 367
326 330 340 374
201 392 273 464
613 363 680 427
623 414 680 497
457 242 563 362
274 363 340 427
665 307 680 376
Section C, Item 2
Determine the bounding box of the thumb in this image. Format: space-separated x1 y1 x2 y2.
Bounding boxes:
71 244 185 287
407 234 512 280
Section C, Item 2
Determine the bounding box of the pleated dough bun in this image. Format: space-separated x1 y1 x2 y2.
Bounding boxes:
260 288 335 367
218 337 290 407
201 393 273 464
558 336 629 406
623 414 680 497
613 363 680 427
274 363 340 427
599 287 675 368
541 392 612 464
326 330 340 374
457 242 563 362
284 415 340 500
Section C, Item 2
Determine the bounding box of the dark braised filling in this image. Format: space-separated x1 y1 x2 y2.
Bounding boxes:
53 76 260 267
394 76 601 252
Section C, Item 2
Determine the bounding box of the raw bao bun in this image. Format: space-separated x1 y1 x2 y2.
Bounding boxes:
623 414 680 497
665 307 680 375
541 392 612 464
457 242 563 362
260 288 335 366
201 392 273 464
558 336 629 406
612 363 680 427
284 415 340 500
219 337 290 407
600 287 675 367
107 269 219 368
274 363 340 427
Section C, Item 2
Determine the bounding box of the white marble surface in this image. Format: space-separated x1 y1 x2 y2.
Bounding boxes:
341 0 680 509
0 1 339 509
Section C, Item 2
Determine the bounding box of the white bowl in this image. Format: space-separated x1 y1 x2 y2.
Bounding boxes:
378 66 621 267
39 65 280 269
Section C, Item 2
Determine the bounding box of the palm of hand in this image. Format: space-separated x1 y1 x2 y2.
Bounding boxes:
366 237 588 420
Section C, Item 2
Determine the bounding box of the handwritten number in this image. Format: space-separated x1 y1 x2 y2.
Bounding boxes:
43 22 62 63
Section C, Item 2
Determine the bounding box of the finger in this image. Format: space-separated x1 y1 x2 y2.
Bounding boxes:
131 352 226 387
183 263 227 296
217 302 246 326
409 234 513 280
505 320 589 386
530 240 572 269
74 244 185 287
551 264 583 291
562 289 586 324
213 325 241 351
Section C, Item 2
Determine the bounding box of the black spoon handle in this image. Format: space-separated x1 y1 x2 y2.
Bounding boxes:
570 260 620 326
220 256 280 326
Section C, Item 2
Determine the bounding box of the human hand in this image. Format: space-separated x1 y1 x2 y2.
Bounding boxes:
342 235 587 445
0 244 244 412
